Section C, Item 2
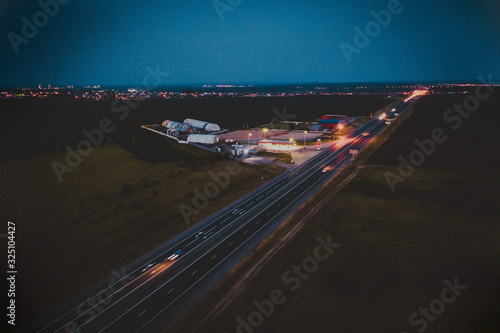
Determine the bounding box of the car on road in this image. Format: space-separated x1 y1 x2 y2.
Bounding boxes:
167 249 182 261
141 263 156 272
322 166 333 173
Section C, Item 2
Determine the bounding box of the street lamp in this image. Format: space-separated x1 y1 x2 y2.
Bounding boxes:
263 128 269 140
248 133 252 145
338 123 344 137
289 138 295 163
303 130 308 148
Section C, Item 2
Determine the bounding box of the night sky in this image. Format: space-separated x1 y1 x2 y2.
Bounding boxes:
1 0 499 86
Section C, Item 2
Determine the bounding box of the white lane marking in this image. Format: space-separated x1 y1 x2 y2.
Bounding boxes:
185 238 199 248
206 225 217 234
220 216 232 225
211 255 217 260
243 230 248 234
138 310 146 318
168 288 174 294
191 270 197 276
203 232 214 239
256 221 260 224
228 242 233 247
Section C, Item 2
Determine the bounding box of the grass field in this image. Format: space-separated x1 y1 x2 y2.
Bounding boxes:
0 95 397 162
368 93 500 172
170 93 500 333
256 152 294 164
0 143 285 321
191 166 500 333
0 93 397 327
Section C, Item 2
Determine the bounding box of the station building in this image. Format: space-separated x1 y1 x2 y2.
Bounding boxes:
258 139 298 152
318 115 346 131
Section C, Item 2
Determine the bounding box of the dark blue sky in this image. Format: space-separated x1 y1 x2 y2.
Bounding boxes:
1 0 499 86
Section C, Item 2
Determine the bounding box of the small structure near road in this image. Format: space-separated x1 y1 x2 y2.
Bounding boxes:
318 115 347 131
308 124 323 132
187 134 220 145
258 139 298 152
183 118 221 132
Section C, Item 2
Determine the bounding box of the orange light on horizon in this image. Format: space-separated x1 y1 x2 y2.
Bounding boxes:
404 89 429 102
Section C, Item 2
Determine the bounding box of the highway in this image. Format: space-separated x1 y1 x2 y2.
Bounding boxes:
29 100 413 333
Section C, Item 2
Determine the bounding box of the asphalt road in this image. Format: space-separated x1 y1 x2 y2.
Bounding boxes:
28 101 413 333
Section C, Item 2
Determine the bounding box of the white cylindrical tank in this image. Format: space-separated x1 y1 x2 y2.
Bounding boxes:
168 122 190 132
162 120 173 128
187 134 220 145
183 118 221 132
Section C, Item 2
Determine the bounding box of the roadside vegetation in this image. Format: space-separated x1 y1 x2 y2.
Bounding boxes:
0 143 285 319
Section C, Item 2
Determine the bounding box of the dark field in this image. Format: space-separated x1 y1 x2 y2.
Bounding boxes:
172 92 500 333
0 146 286 327
0 95 396 328
0 95 396 161
368 93 500 172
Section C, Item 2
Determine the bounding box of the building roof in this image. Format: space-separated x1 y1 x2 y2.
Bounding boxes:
319 119 340 124
258 139 296 144
321 115 347 120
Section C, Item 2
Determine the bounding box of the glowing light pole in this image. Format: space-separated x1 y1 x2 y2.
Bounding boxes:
303 130 307 148
263 128 269 140
338 123 344 137
248 133 252 145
